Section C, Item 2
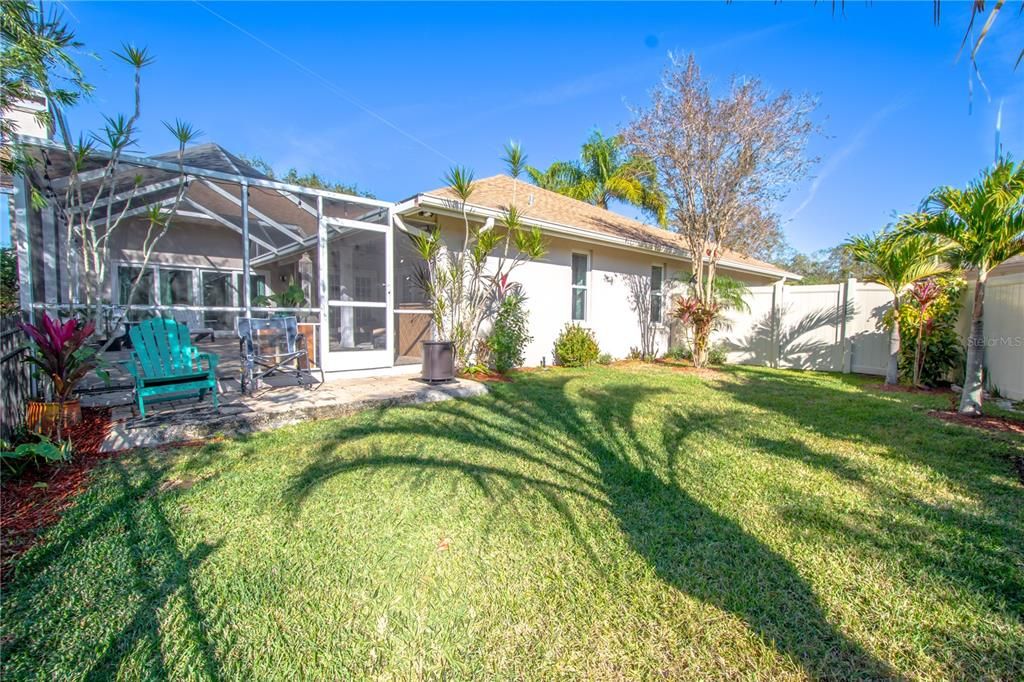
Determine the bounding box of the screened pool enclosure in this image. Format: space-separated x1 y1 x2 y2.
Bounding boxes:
11 140 433 373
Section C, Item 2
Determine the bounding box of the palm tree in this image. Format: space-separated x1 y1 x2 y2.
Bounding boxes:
526 130 667 225
845 231 950 385
901 159 1024 415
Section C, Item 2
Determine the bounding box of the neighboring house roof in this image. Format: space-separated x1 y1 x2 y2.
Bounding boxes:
966 254 1024 280
406 174 799 280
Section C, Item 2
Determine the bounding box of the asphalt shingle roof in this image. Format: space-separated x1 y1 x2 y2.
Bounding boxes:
419 174 794 277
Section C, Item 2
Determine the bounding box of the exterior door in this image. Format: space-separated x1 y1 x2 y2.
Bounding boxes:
321 218 392 371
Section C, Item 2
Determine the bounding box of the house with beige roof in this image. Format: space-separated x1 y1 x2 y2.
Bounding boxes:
395 175 797 365
11 139 797 377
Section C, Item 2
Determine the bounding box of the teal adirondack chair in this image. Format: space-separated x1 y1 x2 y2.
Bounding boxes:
125 317 219 418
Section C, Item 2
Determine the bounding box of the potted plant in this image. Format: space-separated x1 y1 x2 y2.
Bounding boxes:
410 152 546 382
19 313 102 439
254 280 308 314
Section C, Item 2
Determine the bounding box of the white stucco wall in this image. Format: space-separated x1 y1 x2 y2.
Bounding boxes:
503 235 679 364
433 216 780 367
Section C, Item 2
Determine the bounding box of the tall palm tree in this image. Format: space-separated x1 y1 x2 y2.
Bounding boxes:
902 159 1024 415
845 231 950 385
526 130 668 225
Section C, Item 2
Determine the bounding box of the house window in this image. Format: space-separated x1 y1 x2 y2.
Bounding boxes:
234 273 267 305
118 266 152 306
202 271 235 330
160 268 193 305
651 265 664 323
571 253 588 321
118 265 154 322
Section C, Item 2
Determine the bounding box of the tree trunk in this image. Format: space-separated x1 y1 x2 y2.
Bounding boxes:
959 272 987 416
885 293 900 385
691 316 711 368
912 323 924 387
885 320 900 385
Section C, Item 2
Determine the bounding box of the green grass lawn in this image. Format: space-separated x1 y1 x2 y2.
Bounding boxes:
2 365 1022 680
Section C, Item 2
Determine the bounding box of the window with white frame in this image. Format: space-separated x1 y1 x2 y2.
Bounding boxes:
115 263 272 329
571 253 588 321
650 265 664 323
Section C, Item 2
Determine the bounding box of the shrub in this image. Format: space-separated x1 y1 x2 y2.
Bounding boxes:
553 323 600 367
597 353 613 365
664 345 691 361
665 344 726 364
896 274 965 386
19 313 102 403
488 292 532 373
1 434 72 476
707 344 728 365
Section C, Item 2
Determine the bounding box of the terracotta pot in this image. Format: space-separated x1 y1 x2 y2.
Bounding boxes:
25 399 82 438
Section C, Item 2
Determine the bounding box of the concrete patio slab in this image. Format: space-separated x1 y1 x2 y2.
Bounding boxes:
85 372 487 453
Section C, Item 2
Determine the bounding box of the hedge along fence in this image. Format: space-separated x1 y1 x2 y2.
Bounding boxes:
713 275 1024 400
0 314 32 442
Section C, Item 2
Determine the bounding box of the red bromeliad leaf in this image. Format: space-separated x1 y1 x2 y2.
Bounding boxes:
18 313 98 401
496 273 511 298
909 279 941 310
17 318 48 348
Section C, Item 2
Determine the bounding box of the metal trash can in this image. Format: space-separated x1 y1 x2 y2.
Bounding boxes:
421 341 455 383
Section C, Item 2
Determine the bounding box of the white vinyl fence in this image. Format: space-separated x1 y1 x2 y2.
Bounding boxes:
959 273 1024 400
714 276 1024 399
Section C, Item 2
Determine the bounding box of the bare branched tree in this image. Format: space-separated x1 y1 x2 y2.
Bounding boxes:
622 54 818 365
723 205 786 263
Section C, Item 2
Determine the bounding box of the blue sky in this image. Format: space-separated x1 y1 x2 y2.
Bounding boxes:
5 1 1022 253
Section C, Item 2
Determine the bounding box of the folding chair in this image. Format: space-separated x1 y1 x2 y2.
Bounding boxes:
236 316 324 394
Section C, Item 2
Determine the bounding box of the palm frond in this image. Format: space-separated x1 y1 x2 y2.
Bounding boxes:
444 165 475 202
904 159 1024 273
846 230 950 294
526 130 666 223
502 141 527 179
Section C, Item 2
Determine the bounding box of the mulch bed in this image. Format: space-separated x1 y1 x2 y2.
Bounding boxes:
929 410 1024 485
649 359 726 379
1 408 113 582
461 371 512 383
870 383 944 394
928 409 1024 437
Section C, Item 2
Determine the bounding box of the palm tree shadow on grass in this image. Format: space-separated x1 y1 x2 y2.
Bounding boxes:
710 369 1024 622
3 449 238 681
284 373 896 679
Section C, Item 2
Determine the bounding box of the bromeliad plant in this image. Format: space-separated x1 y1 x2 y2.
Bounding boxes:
672 275 749 366
19 313 103 404
897 275 965 388
411 143 546 370
18 312 105 440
